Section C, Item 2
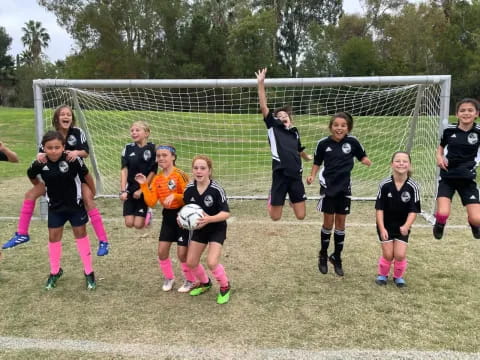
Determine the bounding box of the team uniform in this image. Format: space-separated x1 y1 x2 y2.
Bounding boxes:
437 123 480 205
0 151 8 161
313 135 367 214
39 127 89 154
27 154 88 228
183 179 230 245
141 167 189 246
264 111 307 206
121 142 158 217
375 176 421 243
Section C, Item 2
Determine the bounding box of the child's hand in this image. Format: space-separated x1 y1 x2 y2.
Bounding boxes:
306 175 314 185
399 225 410 236
119 192 128 201
163 194 174 207
195 213 209 229
65 150 79 162
134 173 147 184
133 189 142 199
437 157 448 170
36 153 48 163
379 228 389 241
255 68 267 83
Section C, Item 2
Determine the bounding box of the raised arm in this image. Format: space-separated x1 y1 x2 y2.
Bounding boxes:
255 68 270 118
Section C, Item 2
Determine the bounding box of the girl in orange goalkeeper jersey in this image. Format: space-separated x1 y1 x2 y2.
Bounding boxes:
135 145 196 293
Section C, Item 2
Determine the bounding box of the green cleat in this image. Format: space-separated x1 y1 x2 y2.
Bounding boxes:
216 283 231 304
189 279 212 296
85 272 96 290
45 268 64 290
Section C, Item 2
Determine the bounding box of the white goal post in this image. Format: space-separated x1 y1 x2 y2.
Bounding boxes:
33 76 451 222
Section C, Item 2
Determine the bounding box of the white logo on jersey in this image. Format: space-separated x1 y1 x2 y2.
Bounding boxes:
401 191 411 203
129 152 135 157
189 197 195 202
42 165 49 171
470 195 477 199
59 161 69 173
204 195 214 207
138 209 144 213
387 192 392 198
326 147 332 152
345 206 349 211
342 143 351 154
168 179 176 190
143 150 152 161
450 134 456 138
467 133 478 145
67 135 77 147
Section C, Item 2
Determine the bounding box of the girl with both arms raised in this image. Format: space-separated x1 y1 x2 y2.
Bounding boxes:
3 105 110 257
375 151 421 288
307 112 371 276
136 145 197 293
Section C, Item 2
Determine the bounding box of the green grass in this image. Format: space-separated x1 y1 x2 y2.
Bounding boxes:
1 107 480 358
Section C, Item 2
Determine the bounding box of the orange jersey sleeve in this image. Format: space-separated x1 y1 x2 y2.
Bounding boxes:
142 167 189 210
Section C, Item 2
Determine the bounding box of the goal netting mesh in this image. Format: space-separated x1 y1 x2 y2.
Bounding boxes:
35 77 449 220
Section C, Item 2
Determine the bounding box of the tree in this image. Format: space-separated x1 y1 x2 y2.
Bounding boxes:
21 20 50 62
0 27 14 79
338 37 379 76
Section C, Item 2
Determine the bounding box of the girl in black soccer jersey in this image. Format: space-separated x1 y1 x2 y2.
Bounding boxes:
3 105 110 257
256 68 312 221
375 152 421 287
120 120 158 229
28 131 96 290
433 98 480 240
182 155 231 304
307 112 371 276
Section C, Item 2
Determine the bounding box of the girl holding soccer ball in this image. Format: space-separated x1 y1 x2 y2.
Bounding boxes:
374 151 421 288
182 155 231 304
306 112 371 276
135 145 196 293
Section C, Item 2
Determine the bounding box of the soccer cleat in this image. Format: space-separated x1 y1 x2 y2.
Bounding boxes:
145 208 153 227
189 279 212 296
3 233 30 249
394 277 406 288
329 254 344 277
433 222 445 240
470 224 480 239
177 280 196 293
217 283 231 304
318 252 328 274
85 272 96 290
97 241 109 256
45 268 64 290
375 275 388 286
162 278 175 292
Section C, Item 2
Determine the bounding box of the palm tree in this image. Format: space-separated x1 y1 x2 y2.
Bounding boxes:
21 20 50 62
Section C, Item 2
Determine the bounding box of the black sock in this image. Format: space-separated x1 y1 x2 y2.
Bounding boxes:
320 227 331 256
333 229 345 259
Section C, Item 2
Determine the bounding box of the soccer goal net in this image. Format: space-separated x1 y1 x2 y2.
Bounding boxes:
33 76 451 221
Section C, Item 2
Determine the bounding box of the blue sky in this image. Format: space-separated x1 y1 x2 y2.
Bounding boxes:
1 0 364 63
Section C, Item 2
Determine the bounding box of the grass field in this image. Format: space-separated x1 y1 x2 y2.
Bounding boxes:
1 107 480 359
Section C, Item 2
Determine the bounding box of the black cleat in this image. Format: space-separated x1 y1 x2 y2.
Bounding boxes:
318 252 328 274
433 222 445 240
470 224 480 239
329 254 344 276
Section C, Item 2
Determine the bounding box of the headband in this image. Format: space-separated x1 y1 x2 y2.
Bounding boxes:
156 145 176 154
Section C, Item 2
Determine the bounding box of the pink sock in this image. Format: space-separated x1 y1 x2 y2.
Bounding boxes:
181 262 196 282
48 241 62 274
191 264 209 284
75 236 93 275
88 208 108 242
18 199 35 234
394 259 408 279
211 264 229 288
378 256 392 277
435 213 448 225
159 258 174 280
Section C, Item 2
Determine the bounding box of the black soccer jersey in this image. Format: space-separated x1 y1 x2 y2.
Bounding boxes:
439 123 480 180
264 111 305 178
0 150 7 161
27 153 88 212
121 142 158 194
313 135 367 196
183 180 230 222
375 176 421 233
39 127 89 154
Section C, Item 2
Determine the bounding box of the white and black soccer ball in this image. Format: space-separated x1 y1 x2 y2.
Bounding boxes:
178 203 204 230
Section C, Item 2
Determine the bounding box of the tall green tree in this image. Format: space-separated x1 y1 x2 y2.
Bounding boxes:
0 27 14 79
21 20 50 62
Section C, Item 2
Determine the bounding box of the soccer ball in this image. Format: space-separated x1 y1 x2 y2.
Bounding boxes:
178 203 204 230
